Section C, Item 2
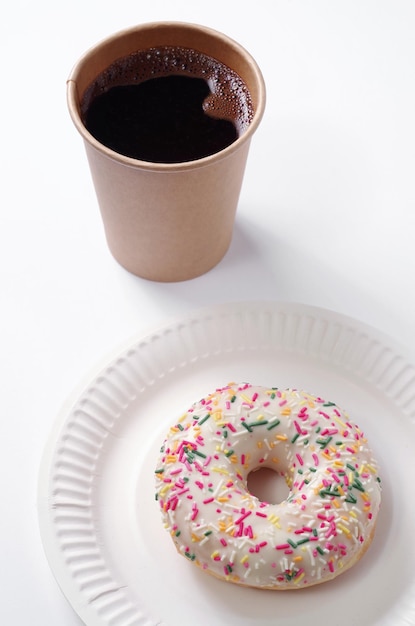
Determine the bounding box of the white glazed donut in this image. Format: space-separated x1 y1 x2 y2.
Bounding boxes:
155 383 381 589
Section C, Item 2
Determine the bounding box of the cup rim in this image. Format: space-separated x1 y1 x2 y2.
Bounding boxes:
67 21 266 172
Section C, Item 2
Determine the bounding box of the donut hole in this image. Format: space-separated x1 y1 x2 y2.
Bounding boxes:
247 467 290 505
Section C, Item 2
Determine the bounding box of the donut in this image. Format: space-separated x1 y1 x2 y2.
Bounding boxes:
154 383 381 589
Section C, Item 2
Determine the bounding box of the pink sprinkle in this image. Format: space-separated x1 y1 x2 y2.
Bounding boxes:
296 453 304 466
191 506 199 520
227 422 236 433
252 392 259 401
256 511 267 518
169 468 182 475
328 561 334 573
241 454 246 465
263 401 270 407
220 538 227 547
195 481 204 489
276 543 290 550
235 510 252 525
203 497 214 505
294 421 302 434
279 399 287 406
319 411 331 420
312 453 319 466
226 401 231 410
245 525 254 539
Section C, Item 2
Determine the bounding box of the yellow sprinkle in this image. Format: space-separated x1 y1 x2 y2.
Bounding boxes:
272 457 280 464
337 485 345 496
268 514 281 529
276 434 288 441
293 556 303 563
178 412 187 423
211 551 220 559
359 464 366 475
257 441 263 449
217 496 230 503
160 484 173 498
334 415 347 429
294 572 305 585
211 467 230 476
337 523 351 537
240 554 249 564
321 451 331 460
165 454 177 463
240 393 252 404
213 409 223 422
349 510 358 519
366 463 377 474
332 498 340 509
281 407 291 416
334 460 344 468
191 533 202 542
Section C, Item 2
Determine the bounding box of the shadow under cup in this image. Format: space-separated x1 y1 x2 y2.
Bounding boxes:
67 22 266 282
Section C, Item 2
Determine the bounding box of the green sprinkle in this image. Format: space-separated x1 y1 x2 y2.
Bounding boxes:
323 402 336 407
185 552 196 561
309 466 317 472
193 449 207 459
345 493 357 504
287 538 297 549
315 426 321 434
241 421 253 432
312 528 318 537
175 530 181 537
346 463 356 472
177 423 184 431
296 537 310 545
291 432 300 444
316 546 325 555
155 468 164 474
204 530 213 536
225 449 235 457
198 413 211 426
316 436 333 448
231 395 237 403
247 420 269 428
267 419 281 430
270 392 276 399
352 479 365 492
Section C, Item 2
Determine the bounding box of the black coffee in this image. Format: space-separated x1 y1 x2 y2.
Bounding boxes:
81 46 253 163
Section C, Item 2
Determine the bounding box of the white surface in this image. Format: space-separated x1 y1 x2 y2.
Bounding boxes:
38 302 415 626
1 1 415 625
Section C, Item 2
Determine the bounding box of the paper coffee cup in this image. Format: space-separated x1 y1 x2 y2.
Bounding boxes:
67 22 266 282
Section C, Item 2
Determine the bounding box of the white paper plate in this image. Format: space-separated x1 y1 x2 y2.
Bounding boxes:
38 301 415 626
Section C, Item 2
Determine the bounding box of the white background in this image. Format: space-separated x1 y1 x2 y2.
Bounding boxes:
1 1 414 624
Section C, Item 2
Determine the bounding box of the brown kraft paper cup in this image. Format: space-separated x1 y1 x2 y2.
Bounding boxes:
67 22 266 282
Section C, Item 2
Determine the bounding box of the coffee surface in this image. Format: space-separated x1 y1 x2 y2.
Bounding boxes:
81 46 253 163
